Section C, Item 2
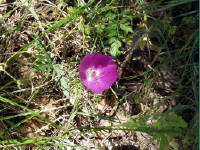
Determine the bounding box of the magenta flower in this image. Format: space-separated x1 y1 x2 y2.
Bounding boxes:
78 52 118 94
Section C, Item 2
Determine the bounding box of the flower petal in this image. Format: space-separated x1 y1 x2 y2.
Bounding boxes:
78 53 118 94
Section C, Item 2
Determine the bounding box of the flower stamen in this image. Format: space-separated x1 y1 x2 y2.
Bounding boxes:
86 67 99 81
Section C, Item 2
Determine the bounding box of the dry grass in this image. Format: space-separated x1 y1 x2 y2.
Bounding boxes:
0 0 198 150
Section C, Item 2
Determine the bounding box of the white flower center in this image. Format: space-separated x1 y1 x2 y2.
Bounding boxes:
86 67 99 81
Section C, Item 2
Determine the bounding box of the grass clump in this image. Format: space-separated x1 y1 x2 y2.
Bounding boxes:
0 0 198 149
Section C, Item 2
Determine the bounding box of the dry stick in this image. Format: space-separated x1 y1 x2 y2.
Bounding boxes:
106 40 139 118
118 40 139 79
11 81 50 93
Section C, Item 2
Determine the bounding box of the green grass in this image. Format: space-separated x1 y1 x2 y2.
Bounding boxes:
0 0 198 149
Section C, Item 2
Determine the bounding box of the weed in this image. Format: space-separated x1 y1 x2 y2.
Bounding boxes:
0 0 198 149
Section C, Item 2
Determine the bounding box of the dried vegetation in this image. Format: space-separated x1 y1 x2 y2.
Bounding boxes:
0 0 198 150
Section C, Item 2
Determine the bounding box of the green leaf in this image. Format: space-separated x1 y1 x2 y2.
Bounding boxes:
60 77 69 97
84 24 91 35
105 23 118 32
111 40 122 49
96 24 105 33
52 65 69 97
108 37 117 44
105 11 116 20
152 113 187 129
122 14 134 20
119 18 128 24
118 32 126 41
78 24 91 35
120 23 133 33
107 29 117 37
110 40 122 56
121 112 187 150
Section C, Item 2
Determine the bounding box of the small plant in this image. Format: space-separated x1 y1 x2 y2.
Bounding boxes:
121 112 187 150
84 2 133 56
0 0 198 149
102 9 133 56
